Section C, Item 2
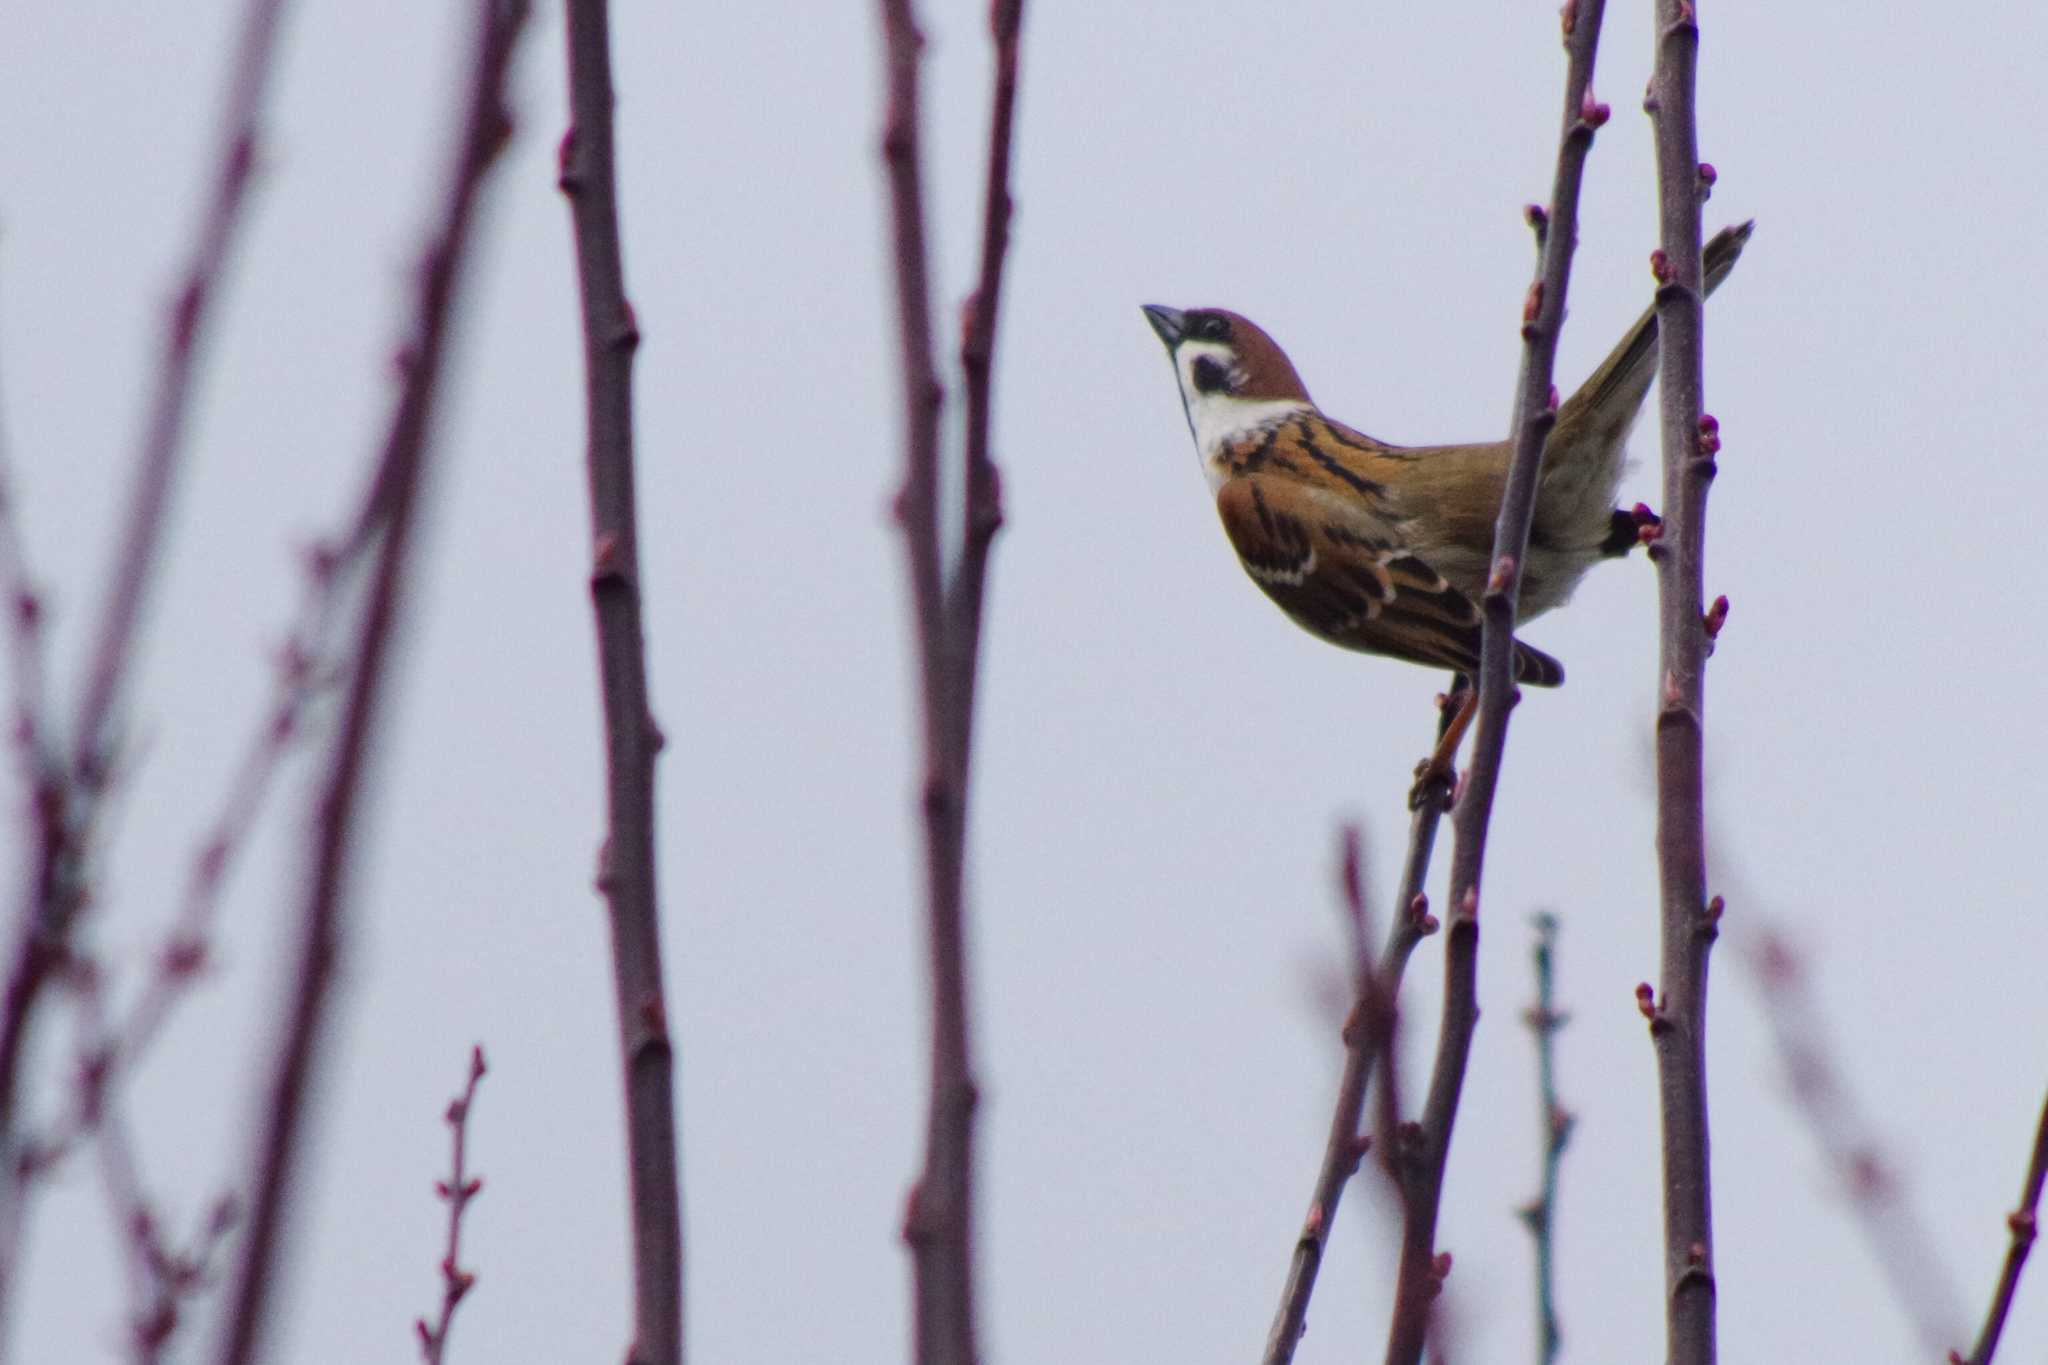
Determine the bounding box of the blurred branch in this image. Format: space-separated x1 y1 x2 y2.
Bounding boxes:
1643 0 1724 1359
415 1047 488 1365
878 3 1027 1363
1954 1087 2048 1364
0 0 292 1259
557 3 684 1362
69 961 240 1364
1384 2 1612 1358
1732 923 1965 1353
1263 751 1447 1365
0 346 51 791
13 549 348 1211
1517 913 1574 1365
70 0 292 788
209 6 530 1362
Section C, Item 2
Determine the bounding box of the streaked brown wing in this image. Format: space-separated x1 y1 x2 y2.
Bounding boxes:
1214 474 1564 686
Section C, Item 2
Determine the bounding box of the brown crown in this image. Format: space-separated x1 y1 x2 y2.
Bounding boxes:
1193 308 1313 404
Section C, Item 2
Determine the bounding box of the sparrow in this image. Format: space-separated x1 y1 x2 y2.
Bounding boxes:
1144 221 1752 688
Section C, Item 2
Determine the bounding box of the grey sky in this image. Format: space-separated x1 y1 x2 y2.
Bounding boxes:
3 1 2045 1361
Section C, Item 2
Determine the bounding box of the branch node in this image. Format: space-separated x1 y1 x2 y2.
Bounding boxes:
1409 893 1439 937
1702 895 1726 939
610 300 642 354
1702 595 1730 640
555 126 582 193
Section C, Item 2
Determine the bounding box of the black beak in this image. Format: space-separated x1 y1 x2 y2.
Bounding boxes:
1141 304 1185 347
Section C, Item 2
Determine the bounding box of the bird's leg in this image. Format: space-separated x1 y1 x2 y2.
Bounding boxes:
1408 675 1476 810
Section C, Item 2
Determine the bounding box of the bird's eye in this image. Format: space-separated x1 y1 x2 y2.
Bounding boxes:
1191 357 1233 393
1196 315 1231 341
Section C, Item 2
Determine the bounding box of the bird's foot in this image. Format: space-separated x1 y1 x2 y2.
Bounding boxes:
1408 687 1478 810
1602 502 1663 557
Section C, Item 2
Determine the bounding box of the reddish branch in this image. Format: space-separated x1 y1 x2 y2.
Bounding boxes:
1643 1 1722 1360
1518 913 1574 1365
0 419 50 790
940 0 1022 770
66 961 240 1362
208 6 530 1362
1955 1090 2048 1365
877 3 1027 1362
0 0 292 1243
11 550 351 1218
557 4 684 1362
1737 925 1963 1353
1263 772 1445 1365
1382 3 1612 1360
416 1047 488 1365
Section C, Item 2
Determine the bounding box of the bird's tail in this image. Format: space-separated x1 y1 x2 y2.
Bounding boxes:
1555 220 1754 443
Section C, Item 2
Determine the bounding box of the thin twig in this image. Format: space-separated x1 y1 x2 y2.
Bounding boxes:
70 0 291 787
1383 4 1612 1359
1263 748 1448 1365
107 554 346 1079
0 0 293 1255
1955 1088 2048 1365
878 4 1028 1363
16 549 350 1200
416 1046 488 1365
1642 0 1722 1359
557 4 684 1362
209 7 529 1362
1733 923 1964 1354
67 959 239 1364
0 337 52 792
939 0 1022 768
1517 913 1574 1365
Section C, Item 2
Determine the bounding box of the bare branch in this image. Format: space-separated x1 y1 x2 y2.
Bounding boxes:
71 0 291 789
0 0 293 1252
0 346 52 792
1955 1092 2048 1364
416 1047 488 1365
1384 3 1613 1358
208 7 531 1362
1643 0 1723 1359
1517 913 1574 1365
65 959 240 1364
1263 746 1448 1365
878 4 1028 1363
557 3 684 1361
939 0 1023 788
1726 922 1965 1353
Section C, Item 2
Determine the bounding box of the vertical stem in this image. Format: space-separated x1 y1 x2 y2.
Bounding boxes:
1519 913 1574 1365
1645 1 1720 1361
1383 4 1611 1359
559 3 685 1362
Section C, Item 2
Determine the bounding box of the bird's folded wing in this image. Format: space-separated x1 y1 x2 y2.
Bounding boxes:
1214 474 1564 686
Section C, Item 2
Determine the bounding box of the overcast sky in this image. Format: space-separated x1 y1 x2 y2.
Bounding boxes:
4 2 2047 1362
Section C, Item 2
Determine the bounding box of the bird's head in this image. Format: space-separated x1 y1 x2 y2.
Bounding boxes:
1142 305 1314 462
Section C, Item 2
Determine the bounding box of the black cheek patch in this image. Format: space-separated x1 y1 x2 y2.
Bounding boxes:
1192 357 1231 393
